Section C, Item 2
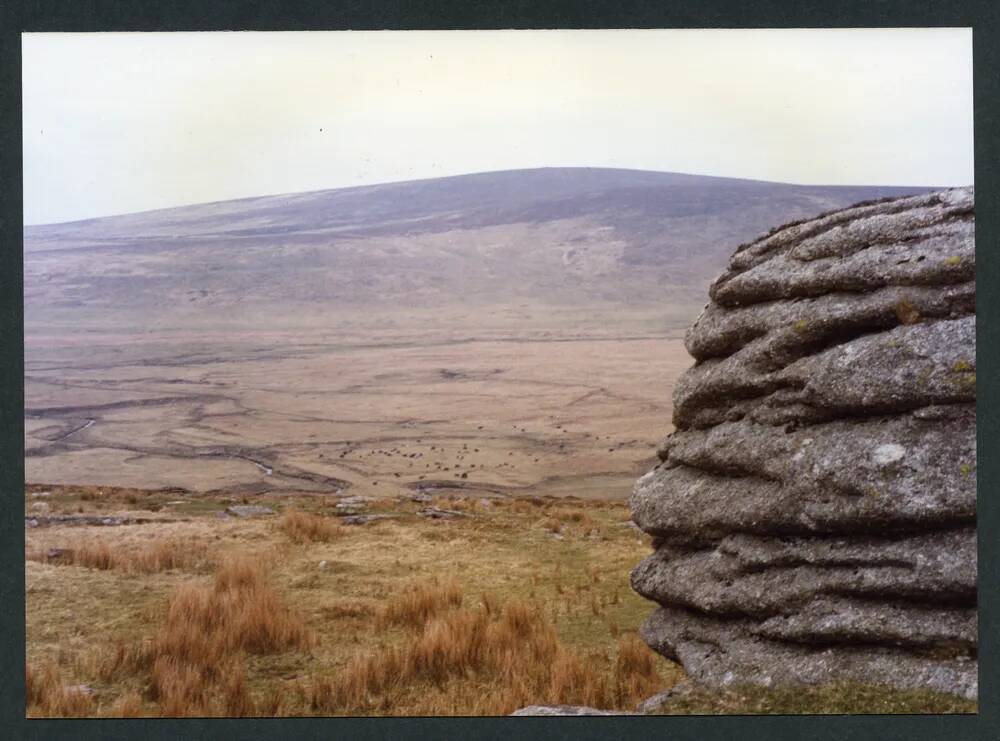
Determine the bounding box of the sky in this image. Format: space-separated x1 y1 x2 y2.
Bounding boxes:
22 29 973 225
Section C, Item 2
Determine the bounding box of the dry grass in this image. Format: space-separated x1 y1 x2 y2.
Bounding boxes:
612 633 662 704
28 537 208 575
89 555 312 717
31 489 960 718
108 690 145 718
539 517 563 534
552 508 596 529
278 509 343 543
308 589 664 716
320 602 377 620
377 578 463 628
506 497 548 516
26 659 96 717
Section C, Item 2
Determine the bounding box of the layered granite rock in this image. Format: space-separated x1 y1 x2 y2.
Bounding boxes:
630 188 977 699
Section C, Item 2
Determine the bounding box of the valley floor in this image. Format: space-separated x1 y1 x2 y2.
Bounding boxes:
25 308 694 500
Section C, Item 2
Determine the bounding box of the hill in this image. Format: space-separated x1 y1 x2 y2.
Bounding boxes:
24 168 932 331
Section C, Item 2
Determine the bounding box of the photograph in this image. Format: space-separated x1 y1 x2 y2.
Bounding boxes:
21 28 976 717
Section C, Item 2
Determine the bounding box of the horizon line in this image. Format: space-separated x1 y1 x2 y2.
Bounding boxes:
23 165 955 228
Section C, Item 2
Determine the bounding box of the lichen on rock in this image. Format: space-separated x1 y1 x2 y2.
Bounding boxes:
630 187 977 700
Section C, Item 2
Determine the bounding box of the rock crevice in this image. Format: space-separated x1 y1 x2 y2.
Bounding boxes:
630 188 977 699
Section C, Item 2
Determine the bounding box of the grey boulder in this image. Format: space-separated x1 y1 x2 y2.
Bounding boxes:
629 188 977 700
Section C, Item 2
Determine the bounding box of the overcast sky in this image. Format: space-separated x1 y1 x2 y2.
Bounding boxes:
22 29 973 225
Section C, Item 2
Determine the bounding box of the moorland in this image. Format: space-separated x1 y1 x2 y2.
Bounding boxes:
24 168 941 716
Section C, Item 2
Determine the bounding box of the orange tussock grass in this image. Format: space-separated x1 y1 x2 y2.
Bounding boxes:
278 509 343 543
612 633 662 706
539 517 563 534
505 497 548 515
32 537 207 575
377 578 463 629
26 660 95 717
100 555 312 716
109 690 145 718
553 508 595 529
309 593 666 715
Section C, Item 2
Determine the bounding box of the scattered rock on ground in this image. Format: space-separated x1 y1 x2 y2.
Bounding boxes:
335 495 373 509
44 548 74 562
341 514 399 526
509 705 632 716
630 188 978 700
636 681 697 713
417 507 470 520
25 514 177 528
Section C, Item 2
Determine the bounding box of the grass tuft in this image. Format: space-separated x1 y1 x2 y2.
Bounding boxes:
278 509 343 543
30 537 207 575
309 589 667 715
26 660 95 717
95 555 312 717
378 578 464 628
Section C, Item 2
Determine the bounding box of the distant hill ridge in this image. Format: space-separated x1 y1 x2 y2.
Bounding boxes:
24 167 935 322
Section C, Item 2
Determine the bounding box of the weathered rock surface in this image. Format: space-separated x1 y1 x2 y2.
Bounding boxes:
340 514 400 526
25 514 181 528
630 188 977 700
635 680 698 713
417 506 470 520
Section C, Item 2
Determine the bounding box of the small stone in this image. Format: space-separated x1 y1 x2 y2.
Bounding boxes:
636 681 696 713
341 514 399 526
509 705 632 716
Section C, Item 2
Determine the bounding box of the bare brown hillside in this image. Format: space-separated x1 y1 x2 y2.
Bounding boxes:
25 168 930 330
